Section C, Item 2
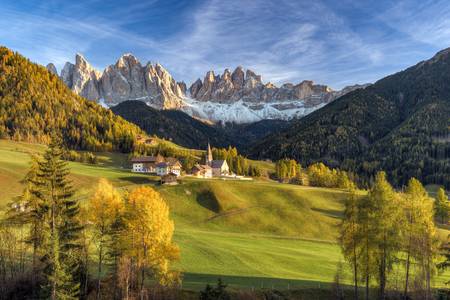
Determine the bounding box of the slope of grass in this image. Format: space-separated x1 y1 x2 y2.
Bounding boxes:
1 139 449 291
159 179 345 240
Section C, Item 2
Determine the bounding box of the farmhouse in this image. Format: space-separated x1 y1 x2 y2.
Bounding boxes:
191 164 212 178
131 154 181 176
156 159 182 176
131 154 164 173
161 172 178 185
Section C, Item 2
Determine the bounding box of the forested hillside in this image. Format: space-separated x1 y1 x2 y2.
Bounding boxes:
0 47 141 152
112 100 289 149
249 48 450 188
111 100 232 148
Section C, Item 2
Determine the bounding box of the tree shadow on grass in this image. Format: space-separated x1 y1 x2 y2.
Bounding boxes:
311 207 343 219
182 272 339 291
196 189 222 213
118 176 158 185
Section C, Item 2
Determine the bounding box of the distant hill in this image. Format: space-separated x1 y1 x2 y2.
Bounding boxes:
0 46 142 152
112 100 289 150
249 48 450 188
111 100 232 149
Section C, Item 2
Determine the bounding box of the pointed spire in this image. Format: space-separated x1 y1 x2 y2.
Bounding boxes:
207 142 213 165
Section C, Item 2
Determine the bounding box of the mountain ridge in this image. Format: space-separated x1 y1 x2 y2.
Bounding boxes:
248 47 450 188
48 54 370 124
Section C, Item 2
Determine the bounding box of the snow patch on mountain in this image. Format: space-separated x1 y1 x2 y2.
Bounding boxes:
178 97 325 124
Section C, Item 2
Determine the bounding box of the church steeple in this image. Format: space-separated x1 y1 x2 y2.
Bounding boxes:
207 142 213 165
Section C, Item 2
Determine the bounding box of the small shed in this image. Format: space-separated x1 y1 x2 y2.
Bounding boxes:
161 172 178 185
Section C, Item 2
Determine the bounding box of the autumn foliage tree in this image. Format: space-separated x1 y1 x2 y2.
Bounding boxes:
87 179 124 299
340 173 439 299
435 187 449 224
125 186 180 296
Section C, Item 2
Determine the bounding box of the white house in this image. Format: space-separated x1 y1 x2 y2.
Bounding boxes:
156 159 182 177
131 155 164 173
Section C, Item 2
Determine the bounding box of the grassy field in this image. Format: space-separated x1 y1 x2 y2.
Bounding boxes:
1 139 449 291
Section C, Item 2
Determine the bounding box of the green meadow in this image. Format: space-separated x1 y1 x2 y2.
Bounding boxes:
1 139 449 291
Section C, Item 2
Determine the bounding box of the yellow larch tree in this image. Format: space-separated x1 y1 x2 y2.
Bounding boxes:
125 186 180 295
87 178 124 298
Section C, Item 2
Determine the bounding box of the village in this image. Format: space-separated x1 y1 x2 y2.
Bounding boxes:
130 143 250 184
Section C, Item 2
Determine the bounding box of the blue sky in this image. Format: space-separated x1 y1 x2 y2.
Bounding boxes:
1 0 450 89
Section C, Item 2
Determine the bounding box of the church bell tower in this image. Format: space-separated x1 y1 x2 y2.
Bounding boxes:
206 142 213 165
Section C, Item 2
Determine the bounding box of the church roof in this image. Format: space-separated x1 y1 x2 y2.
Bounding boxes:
193 164 212 171
211 160 226 168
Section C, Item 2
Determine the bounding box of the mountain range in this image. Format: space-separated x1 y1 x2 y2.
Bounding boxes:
47 54 369 124
4 43 450 188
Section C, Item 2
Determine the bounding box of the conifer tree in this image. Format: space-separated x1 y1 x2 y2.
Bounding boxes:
30 136 82 299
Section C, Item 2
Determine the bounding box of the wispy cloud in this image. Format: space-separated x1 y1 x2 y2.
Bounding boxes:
0 0 449 89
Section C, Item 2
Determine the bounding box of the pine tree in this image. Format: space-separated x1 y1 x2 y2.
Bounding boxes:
30 136 82 299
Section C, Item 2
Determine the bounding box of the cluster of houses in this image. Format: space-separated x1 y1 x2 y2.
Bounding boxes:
131 143 229 184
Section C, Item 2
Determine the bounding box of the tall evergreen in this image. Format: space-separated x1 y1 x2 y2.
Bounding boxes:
30 136 82 299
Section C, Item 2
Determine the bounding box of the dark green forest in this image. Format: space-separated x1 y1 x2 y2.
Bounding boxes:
249 48 450 188
112 100 288 150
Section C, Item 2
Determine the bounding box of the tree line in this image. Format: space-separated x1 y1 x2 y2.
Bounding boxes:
275 159 355 189
340 172 450 300
1 137 179 299
212 146 261 177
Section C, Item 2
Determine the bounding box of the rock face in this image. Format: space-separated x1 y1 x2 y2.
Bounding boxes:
56 53 183 109
51 54 370 124
46 63 57 75
188 67 361 106
183 67 370 123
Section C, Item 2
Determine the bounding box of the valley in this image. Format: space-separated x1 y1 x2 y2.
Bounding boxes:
1 139 450 294
0 5 449 295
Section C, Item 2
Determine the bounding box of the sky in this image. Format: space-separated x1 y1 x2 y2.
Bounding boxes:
1 0 450 89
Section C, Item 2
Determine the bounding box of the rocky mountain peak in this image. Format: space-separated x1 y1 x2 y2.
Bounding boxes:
245 69 261 82
46 63 57 75
53 53 184 109
188 67 369 109
51 53 370 124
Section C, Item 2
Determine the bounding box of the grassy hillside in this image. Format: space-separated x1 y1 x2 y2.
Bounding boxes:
1 139 449 291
